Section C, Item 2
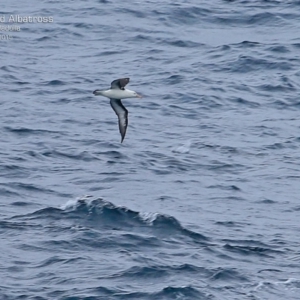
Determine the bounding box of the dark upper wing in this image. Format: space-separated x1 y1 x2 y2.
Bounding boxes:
110 98 128 143
110 78 130 90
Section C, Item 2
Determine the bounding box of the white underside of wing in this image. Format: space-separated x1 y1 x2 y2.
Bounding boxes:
110 99 128 143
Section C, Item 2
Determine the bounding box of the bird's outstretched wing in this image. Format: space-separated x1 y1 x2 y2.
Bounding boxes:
110 78 130 90
110 98 128 143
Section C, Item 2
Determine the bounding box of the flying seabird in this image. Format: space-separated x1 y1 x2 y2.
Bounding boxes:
93 78 142 143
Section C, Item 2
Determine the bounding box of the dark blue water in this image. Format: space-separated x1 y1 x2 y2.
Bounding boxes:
1 1 300 299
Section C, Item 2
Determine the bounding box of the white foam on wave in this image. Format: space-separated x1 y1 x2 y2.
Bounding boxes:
172 139 192 154
254 277 300 292
139 212 160 224
60 195 94 210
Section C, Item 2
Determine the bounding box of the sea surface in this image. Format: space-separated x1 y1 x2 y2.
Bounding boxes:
1 1 300 299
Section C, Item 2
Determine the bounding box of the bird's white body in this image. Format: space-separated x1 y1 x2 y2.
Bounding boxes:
94 88 140 99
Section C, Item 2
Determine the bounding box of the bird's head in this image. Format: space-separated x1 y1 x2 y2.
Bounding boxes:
126 89 142 99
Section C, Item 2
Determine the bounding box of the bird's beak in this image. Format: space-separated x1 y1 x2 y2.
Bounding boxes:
136 93 143 98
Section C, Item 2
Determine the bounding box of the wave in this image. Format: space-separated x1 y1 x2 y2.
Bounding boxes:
9 196 209 244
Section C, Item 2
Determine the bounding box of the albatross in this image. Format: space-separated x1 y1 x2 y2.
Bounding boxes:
93 78 142 143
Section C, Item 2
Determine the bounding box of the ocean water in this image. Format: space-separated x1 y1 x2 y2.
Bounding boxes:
1 0 300 299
